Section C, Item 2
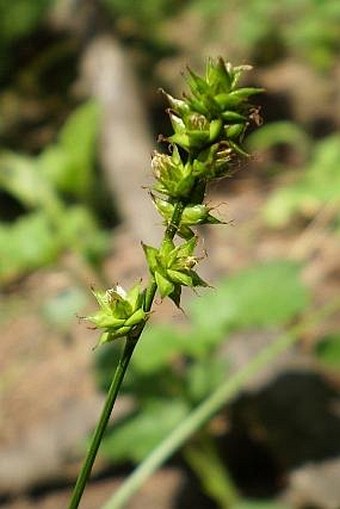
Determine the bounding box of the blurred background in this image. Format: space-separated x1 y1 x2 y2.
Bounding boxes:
0 0 339 508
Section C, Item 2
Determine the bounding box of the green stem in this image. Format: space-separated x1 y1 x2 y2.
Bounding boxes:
184 434 239 508
101 299 340 509
164 200 186 240
68 197 187 508
68 338 137 509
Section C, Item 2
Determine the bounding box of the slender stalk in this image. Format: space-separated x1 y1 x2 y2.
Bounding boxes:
164 200 186 240
68 338 137 509
101 299 340 509
68 198 187 509
184 434 239 508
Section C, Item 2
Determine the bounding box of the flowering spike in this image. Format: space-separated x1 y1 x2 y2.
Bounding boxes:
88 58 263 336
143 236 207 306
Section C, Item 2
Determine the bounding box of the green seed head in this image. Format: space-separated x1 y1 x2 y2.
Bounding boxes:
143 236 207 306
87 283 147 344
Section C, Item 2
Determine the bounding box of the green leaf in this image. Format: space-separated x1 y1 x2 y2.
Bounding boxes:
58 205 109 263
0 151 55 209
101 399 189 463
0 0 52 44
264 134 340 227
263 187 312 228
132 325 185 374
0 212 60 283
246 121 310 157
185 357 226 403
39 100 101 199
189 261 309 334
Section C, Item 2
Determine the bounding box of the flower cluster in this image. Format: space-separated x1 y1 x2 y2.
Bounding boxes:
146 58 262 302
87 284 147 345
151 193 222 239
143 237 207 306
87 58 262 344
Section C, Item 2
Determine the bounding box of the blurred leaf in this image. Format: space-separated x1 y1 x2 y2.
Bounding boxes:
103 0 175 26
264 186 315 227
132 325 186 374
38 146 70 191
185 357 226 403
0 212 60 283
0 119 107 281
315 334 340 368
0 151 56 209
101 398 189 462
184 438 239 509
189 261 308 334
246 121 310 159
0 0 52 43
306 134 340 195
39 101 101 199
58 205 109 263
233 0 340 69
41 286 89 330
264 134 340 226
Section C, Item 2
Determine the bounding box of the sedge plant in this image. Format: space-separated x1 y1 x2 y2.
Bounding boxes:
68 57 263 509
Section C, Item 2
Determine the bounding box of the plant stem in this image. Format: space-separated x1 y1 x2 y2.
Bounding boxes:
101 299 340 509
68 338 137 509
164 200 186 240
68 197 187 508
184 434 239 508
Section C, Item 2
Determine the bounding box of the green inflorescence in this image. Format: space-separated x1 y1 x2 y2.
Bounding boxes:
87 57 262 344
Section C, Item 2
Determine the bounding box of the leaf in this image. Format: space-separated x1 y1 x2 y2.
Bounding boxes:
132 325 185 374
246 121 310 157
0 0 52 44
188 261 309 335
185 358 226 403
0 151 55 209
263 186 313 228
39 100 101 199
264 134 340 227
58 205 109 263
0 212 60 283
101 399 189 463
